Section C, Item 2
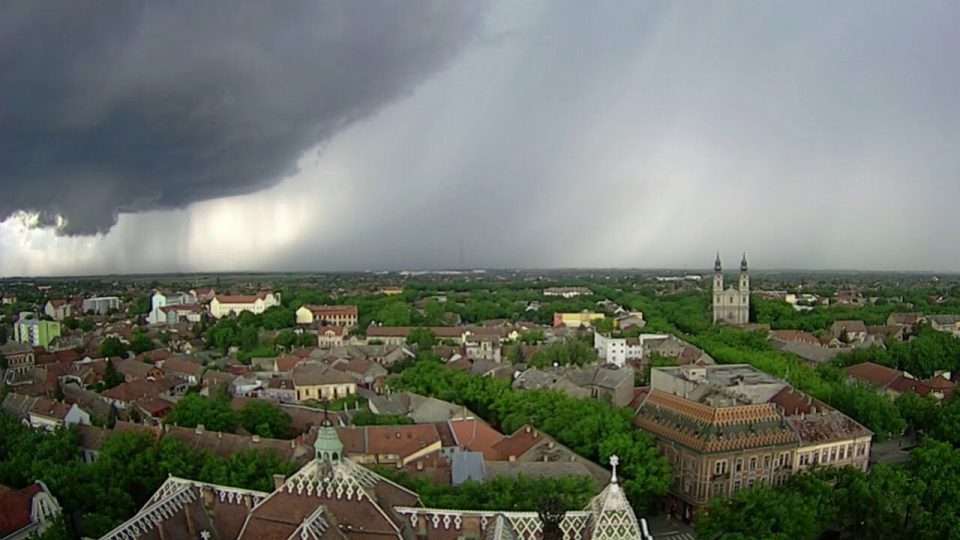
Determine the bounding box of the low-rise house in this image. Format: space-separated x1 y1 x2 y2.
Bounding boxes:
368 391 475 424
43 299 71 321
209 291 281 319
615 312 646 330
830 320 868 343
553 311 605 328
845 362 955 401
317 326 346 348
101 377 186 409
331 357 388 387
263 378 297 403
158 356 203 385
464 334 501 362
230 376 263 397
158 423 313 465
768 330 821 347
28 398 91 431
0 482 62 539
296 305 358 327
81 296 121 315
1 293 17 305
150 304 206 325
147 290 199 325
77 424 110 463
335 424 443 467
188 287 217 302
513 365 635 407
114 358 164 382
928 314 960 335
292 364 357 402
887 313 923 327
1 392 38 424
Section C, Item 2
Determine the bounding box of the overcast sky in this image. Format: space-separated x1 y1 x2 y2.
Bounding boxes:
2 0 959 277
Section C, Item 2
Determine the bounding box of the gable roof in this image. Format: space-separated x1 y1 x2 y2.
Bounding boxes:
844 362 902 387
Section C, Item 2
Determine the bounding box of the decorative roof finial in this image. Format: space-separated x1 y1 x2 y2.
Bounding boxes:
714 252 722 273
609 455 619 484
740 252 748 272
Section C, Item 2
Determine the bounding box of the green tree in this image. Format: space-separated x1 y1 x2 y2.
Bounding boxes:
165 394 239 432
99 337 128 358
406 327 437 350
78 319 95 332
128 332 155 355
238 400 292 439
102 359 124 389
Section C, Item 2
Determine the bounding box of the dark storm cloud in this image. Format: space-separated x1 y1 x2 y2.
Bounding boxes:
0 1 488 234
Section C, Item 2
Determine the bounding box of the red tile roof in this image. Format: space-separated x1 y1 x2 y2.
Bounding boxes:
844 362 902 387
305 305 358 317
448 418 504 459
0 484 43 537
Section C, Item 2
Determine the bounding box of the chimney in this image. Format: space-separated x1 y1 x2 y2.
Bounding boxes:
524 426 531 434
243 494 253 509
195 424 205 435
416 461 424 471
252 435 260 443
217 432 222 439
273 474 286 490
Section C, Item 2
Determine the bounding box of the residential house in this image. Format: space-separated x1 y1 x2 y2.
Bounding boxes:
114 359 164 382
263 378 297 403
1 392 38 424
0 482 62 540
830 320 868 343
292 364 357 402
81 296 121 315
296 305 358 327
844 361 953 401
158 356 203 385
634 364 871 520
379 286 404 295
27 398 91 431
331 357 388 388
594 332 644 367
100 377 186 409
12 315 61 349
188 287 217 302
100 423 651 540
887 313 923 328
464 334 501 362
367 391 475 424
317 326 346 348
513 365 635 407
334 424 443 467
1 293 17 305
43 299 71 321
553 311 605 328
928 314 960 336
615 312 646 330
209 291 281 319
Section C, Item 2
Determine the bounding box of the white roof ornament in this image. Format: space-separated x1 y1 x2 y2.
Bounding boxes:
609 455 619 484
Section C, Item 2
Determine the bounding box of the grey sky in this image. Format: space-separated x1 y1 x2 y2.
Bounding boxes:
2 0 959 276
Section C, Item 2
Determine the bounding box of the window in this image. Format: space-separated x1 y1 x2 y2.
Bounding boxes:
749 457 757 471
830 448 837 462
715 460 728 475
733 480 741 492
747 479 754 488
763 456 771 469
735 458 742 472
822 449 829 463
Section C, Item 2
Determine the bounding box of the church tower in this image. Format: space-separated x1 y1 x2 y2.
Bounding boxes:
712 252 750 325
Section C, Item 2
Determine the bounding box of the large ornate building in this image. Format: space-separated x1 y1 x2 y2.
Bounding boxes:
712 253 750 325
100 420 653 539
633 364 872 520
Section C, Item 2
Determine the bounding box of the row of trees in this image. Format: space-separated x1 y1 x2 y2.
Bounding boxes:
0 414 298 539
393 358 672 513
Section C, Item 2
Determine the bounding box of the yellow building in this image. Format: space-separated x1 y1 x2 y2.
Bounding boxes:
553 311 605 328
292 365 357 402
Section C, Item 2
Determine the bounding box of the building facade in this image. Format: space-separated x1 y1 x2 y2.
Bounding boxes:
634 364 871 520
712 253 750 325
209 292 281 319
13 315 62 348
295 304 358 327
82 296 121 315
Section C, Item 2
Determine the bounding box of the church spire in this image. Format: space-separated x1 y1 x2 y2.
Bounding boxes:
714 252 722 272
740 252 748 272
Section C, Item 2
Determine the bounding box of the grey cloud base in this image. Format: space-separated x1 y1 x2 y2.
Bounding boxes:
0 0 488 234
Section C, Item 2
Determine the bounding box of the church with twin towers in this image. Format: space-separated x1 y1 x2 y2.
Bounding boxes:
712 252 750 325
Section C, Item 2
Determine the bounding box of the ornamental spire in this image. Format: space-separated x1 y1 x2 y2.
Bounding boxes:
714 252 722 272
609 455 619 484
741 252 748 272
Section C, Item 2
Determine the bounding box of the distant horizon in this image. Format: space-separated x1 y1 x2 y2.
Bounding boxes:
2 265 958 281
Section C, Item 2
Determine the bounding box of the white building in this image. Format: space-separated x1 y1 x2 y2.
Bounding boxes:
28 398 91 431
209 291 281 319
82 296 121 315
147 291 198 325
594 332 670 368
